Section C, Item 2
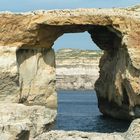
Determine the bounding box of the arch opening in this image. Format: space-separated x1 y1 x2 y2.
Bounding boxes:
48 27 130 132
54 32 101 90
15 24 123 109
15 24 132 127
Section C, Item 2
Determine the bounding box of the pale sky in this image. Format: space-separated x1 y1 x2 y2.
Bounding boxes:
0 0 140 12
0 0 139 50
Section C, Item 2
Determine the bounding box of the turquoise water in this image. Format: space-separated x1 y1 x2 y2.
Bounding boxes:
55 90 131 133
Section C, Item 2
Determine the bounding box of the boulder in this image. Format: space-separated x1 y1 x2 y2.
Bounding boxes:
0 103 56 139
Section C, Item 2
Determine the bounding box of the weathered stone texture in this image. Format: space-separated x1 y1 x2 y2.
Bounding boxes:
0 47 57 139
0 103 56 139
0 5 140 139
16 48 56 107
124 119 140 140
0 46 19 102
34 119 140 140
35 130 124 140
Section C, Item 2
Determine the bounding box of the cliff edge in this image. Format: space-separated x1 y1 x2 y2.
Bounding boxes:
56 48 102 90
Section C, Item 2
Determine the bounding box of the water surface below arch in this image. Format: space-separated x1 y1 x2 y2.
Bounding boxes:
54 90 131 133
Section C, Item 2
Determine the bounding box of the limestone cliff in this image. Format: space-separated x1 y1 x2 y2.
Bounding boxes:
0 5 140 139
56 48 102 90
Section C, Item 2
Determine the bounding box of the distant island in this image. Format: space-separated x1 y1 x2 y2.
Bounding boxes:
55 48 103 90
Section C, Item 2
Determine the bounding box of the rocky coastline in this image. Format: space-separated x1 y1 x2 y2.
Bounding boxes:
0 5 140 139
35 119 140 140
56 48 102 90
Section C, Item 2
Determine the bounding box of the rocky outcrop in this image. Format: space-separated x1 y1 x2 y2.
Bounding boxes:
34 119 140 140
0 5 140 139
0 103 56 140
0 46 56 107
56 49 102 90
0 47 19 102
35 130 124 140
124 119 140 140
16 48 56 107
0 47 57 139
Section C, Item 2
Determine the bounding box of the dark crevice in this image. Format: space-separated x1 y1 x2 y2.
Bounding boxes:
122 84 129 106
88 25 122 51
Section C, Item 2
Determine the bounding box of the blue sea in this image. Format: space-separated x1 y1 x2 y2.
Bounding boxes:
54 90 131 133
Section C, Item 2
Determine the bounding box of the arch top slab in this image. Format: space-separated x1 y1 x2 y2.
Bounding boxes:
0 6 139 48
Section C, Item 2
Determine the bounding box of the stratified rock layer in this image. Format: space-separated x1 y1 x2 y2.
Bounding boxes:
0 5 140 139
56 49 102 90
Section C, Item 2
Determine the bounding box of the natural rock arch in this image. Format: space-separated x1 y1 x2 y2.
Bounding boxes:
0 6 140 121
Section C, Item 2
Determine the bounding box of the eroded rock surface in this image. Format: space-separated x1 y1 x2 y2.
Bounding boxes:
34 119 140 140
35 119 140 140
0 47 57 139
0 47 19 102
0 5 140 139
0 103 56 139
35 131 124 140
124 119 140 140
16 48 56 107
